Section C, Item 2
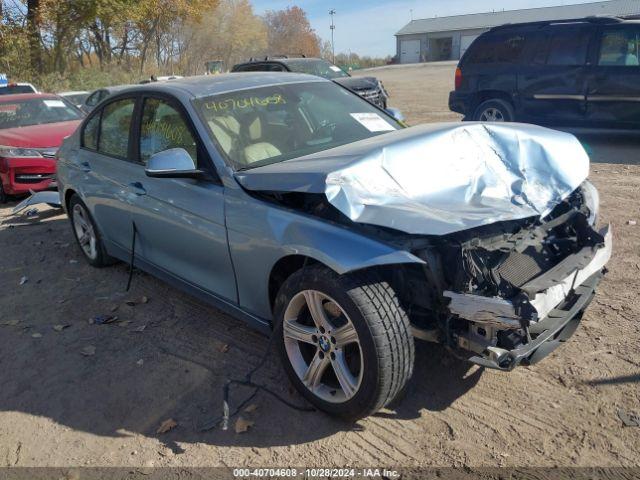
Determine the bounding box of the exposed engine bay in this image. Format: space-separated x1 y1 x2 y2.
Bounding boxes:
253 180 610 370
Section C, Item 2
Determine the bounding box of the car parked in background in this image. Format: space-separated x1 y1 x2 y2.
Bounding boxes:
59 91 90 109
81 85 132 113
449 16 640 129
56 74 611 419
0 93 83 202
232 56 390 109
0 82 38 95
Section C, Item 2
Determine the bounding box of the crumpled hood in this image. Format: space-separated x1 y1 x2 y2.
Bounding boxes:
235 122 590 235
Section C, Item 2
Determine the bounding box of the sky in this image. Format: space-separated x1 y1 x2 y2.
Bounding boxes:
251 0 603 57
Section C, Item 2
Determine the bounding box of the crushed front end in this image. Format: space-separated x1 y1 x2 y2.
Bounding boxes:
410 181 612 370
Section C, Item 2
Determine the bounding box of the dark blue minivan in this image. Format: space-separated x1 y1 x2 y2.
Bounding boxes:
449 16 640 129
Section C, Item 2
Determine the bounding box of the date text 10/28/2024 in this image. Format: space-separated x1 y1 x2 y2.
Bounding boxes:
233 468 400 478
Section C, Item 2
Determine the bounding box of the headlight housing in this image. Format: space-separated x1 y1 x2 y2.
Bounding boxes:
0 145 43 158
580 180 599 226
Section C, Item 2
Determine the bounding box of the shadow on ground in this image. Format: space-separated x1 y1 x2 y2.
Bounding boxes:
0 206 480 452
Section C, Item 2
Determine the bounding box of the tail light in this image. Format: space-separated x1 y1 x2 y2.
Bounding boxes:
454 67 463 90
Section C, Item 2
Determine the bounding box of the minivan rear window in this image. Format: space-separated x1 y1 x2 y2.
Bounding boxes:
465 34 526 64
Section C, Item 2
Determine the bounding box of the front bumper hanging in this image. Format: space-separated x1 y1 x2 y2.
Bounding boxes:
443 225 612 370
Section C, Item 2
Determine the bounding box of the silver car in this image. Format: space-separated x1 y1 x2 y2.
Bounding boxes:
57 73 612 419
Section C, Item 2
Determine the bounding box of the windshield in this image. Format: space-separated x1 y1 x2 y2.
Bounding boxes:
0 98 82 129
285 59 349 79
194 81 400 170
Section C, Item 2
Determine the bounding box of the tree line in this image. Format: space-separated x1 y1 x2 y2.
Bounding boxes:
0 0 390 91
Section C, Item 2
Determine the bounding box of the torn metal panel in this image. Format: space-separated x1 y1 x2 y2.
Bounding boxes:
12 191 61 215
236 122 589 235
445 225 612 326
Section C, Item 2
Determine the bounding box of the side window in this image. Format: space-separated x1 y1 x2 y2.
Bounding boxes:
86 91 100 107
598 28 640 66
546 29 590 66
267 64 285 72
98 98 135 159
139 98 198 165
82 112 100 150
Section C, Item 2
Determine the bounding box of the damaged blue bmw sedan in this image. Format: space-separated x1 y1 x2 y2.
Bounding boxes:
57 73 612 419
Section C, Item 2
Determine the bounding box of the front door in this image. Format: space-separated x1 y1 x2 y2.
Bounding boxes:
127 95 237 302
586 24 640 129
518 26 594 126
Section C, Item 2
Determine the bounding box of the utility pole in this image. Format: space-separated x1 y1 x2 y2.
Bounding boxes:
329 9 336 64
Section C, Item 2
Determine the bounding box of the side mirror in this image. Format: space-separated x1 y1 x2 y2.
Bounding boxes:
145 148 204 179
386 107 405 123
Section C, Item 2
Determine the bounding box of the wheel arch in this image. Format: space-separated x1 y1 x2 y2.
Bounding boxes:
63 187 78 212
473 91 515 117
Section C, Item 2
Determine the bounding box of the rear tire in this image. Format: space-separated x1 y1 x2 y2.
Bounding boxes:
473 98 515 122
0 183 6 204
274 265 414 420
68 194 114 267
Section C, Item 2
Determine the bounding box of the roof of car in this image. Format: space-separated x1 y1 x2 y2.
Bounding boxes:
111 72 327 98
0 93 60 102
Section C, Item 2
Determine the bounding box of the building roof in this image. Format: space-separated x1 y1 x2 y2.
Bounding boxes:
396 0 640 35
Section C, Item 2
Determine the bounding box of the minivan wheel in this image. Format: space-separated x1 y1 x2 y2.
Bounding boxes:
474 99 515 122
274 265 414 420
68 194 113 267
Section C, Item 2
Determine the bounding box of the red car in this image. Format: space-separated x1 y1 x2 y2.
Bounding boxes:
0 93 83 202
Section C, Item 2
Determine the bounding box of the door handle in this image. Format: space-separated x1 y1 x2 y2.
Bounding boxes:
80 161 91 172
128 182 147 196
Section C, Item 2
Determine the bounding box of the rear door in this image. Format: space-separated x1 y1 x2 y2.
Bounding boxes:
75 96 139 252
586 24 640 128
127 94 237 302
518 25 595 126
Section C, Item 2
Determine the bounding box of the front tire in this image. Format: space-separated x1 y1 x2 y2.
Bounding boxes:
473 98 515 122
274 265 414 420
68 194 114 267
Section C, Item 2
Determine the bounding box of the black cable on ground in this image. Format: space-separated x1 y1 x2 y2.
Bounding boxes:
199 330 314 432
126 221 138 292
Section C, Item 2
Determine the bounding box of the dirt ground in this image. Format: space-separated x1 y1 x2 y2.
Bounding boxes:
1 62 639 471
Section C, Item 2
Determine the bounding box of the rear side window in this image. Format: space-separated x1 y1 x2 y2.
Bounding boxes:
98 98 135 158
82 113 100 150
545 29 591 66
464 34 526 64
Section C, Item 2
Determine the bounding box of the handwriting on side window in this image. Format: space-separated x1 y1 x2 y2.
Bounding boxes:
142 121 187 144
203 94 286 112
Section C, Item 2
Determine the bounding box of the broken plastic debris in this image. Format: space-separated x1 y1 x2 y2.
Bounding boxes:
627 220 637 226
19 276 28 286
136 359 144 366
244 404 258 414
618 408 640 427
93 314 118 325
81 345 96 356
132 325 147 333
218 343 230 353
0 320 20 326
157 418 177 434
31 333 42 338
234 417 254 434
53 324 70 332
